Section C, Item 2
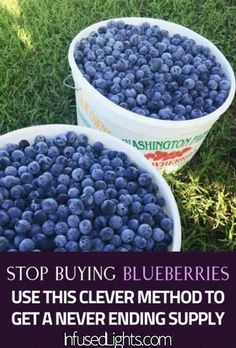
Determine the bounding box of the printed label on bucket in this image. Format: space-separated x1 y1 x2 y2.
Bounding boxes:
75 90 209 172
123 131 209 172
76 92 111 133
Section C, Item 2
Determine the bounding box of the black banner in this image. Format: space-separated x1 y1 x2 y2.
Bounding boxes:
0 253 235 348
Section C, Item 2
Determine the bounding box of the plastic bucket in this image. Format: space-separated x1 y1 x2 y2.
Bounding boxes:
68 17 235 173
0 124 181 251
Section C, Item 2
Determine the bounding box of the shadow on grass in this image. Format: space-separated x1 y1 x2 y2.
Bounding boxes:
166 110 236 251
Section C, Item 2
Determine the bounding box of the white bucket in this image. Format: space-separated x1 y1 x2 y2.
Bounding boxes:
68 17 235 173
0 124 181 251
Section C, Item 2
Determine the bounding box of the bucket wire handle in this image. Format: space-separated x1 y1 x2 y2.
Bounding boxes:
63 74 81 91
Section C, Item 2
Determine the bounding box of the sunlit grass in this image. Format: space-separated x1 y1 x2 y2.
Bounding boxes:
0 0 21 17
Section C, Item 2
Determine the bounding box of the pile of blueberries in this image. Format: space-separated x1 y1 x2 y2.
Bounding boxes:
0 131 173 252
74 20 231 120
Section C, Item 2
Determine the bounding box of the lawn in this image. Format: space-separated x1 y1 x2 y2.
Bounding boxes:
0 0 235 251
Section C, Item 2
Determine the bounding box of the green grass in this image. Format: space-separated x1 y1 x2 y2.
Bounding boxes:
0 0 235 250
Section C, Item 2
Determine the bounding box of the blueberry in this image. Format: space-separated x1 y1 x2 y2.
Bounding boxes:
103 244 115 252
93 216 106 230
80 192 93 207
136 94 148 106
14 235 25 249
144 203 159 215
66 215 80 228
54 134 67 147
81 178 94 188
117 247 128 252
219 79 230 90
28 161 40 174
79 236 92 250
11 150 25 162
68 199 84 215
2 199 14 210
215 93 226 106
32 233 54 251
14 199 25 210
208 79 218 90
92 238 104 251
7 207 21 219
138 173 152 187
125 166 139 180
157 107 172 119
50 164 63 176
130 201 142 214
65 131 77 144
109 215 123 230
42 220 55 236
115 177 127 189
116 203 128 216
145 238 155 251
99 227 114 241
63 146 75 158
65 241 79 252
5 143 18 154
55 222 68 235
19 238 35 252
79 219 92 234
35 135 46 143
111 157 123 169
54 234 67 247
18 165 28 175
66 227 80 241
0 235 9 251
39 172 53 186
35 141 48 154
10 185 25 199
163 233 173 246
154 242 168 251
160 217 173 231
4 166 17 176
41 198 58 213
109 95 119 104
2 175 20 188
191 109 203 119
22 211 33 223
91 168 104 180
72 168 84 181
0 156 10 169
138 224 152 238
119 194 132 206
15 219 31 234
110 234 121 248
152 228 165 242
54 247 66 252
104 170 116 183
94 190 108 205
134 235 146 249
125 88 137 98
121 229 135 243
183 78 195 89
101 200 116 215
58 174 70 186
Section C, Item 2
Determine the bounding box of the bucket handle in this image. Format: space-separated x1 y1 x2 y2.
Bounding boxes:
63 74 81 91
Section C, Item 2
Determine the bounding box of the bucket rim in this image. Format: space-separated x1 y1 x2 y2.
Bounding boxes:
68 17 235 128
